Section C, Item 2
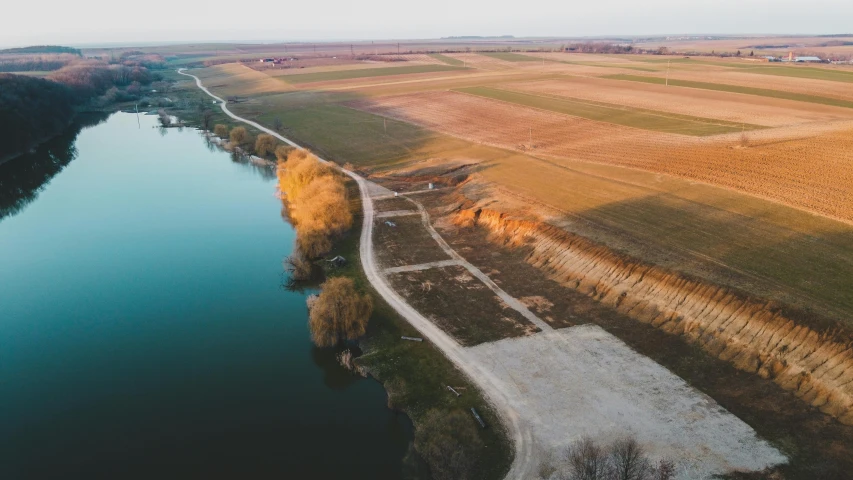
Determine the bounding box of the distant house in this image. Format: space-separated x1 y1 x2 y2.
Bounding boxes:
259 58 275 63
794 56 823 63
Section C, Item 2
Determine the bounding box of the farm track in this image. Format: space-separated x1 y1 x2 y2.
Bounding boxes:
177 68 536 480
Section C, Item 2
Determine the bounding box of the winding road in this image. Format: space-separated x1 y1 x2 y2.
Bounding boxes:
177 69 534 479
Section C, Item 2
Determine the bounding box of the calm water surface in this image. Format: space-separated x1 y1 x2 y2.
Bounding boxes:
0 112 412 479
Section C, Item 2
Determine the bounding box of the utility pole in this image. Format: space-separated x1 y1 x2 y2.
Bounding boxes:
351 44 354 56
666 59 671 86
384 118 387 134
135 103 140 128
529 127 532 146
397 43 400 54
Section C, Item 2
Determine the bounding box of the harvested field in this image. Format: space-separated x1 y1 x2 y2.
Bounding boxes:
428 53 464 66
263 61 428 77
385 265 539 345
191 63 289 97
280 64 466 84
455 86 762 135
467 325 786 479
617 70 853 103
372 214 450 268
444 53 516 70
478 52 538 62
503 77 853 126
738 65 853 83
349 90 853 223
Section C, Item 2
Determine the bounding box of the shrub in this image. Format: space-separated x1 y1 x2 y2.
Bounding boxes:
213 124 228 138
254 133 277 157
229 126 249 148
308 277 372 347
277 149 352 258
415 409 483 480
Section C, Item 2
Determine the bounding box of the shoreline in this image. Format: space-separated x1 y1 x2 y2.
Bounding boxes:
177 68 525 479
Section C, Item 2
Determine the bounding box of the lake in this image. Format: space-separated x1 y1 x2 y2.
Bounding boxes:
0 112 412 479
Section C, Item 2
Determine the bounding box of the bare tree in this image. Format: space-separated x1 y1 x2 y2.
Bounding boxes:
201 110 214 131
654 460 675 480
610 437 652 480
566 437 608 480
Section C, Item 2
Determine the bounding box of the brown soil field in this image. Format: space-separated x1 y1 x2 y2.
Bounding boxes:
386 265 539 345
350 90 853 223
192 63 289 97
502 77 853 126
372 214 450 268
443 53 517 70
261 58 439 77
335 70 540 97
287 68 475 91
655 69 853 101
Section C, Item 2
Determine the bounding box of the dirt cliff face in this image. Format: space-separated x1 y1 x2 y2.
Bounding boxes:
457 208 853 425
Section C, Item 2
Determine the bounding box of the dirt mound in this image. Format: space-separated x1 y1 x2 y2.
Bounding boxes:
459 207 853 425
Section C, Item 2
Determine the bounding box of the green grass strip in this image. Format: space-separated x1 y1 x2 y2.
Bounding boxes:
736 66 853 83
428 53 465 66
282 65 467 84
455 86 763 136
478 52 539 62
605 74 853 109
557 60 660 72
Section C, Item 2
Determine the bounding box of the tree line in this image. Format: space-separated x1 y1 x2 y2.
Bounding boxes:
0 48 164 161
0 74 77 161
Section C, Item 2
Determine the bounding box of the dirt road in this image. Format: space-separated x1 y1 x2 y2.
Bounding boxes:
179 68 785 479
177 68 536 479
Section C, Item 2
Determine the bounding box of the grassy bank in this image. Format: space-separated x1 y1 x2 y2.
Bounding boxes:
166 72 514 480
318 184 513 480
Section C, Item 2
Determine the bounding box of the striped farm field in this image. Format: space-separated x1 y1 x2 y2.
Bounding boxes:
455 86 763 135
478 52 539 62
348 90 853 223
606 74 853 108
280 64 467 84
738 65 853 83
428 53 465 66
500 77 853 126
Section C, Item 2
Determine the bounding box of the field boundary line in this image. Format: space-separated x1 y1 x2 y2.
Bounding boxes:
383 259 463 274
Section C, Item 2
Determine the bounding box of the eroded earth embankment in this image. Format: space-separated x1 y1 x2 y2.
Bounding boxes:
455 208 853 425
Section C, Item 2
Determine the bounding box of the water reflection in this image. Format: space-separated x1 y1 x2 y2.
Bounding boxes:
0 113 109 222
311 344 363 391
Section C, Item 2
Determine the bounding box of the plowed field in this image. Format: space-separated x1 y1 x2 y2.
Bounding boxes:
350 91 853 222
502 77 853 126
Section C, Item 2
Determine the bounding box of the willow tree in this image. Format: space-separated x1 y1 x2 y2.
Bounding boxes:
213 124 228 138
254 133 277 157
308 277 372 347
229 126 249 149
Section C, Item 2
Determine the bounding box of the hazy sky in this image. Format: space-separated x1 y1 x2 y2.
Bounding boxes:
3 0 851 47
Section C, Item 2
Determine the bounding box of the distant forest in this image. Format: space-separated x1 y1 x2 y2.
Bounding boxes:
0 74 77 161
0 47 166 161
0 45 81 55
